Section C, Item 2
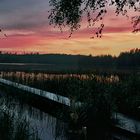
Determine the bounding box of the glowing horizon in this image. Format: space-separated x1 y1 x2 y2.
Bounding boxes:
0 0 140 56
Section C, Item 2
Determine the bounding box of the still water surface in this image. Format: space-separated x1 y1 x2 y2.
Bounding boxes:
0 93 67 140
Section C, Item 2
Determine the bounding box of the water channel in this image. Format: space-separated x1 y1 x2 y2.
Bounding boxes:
0 90 68 140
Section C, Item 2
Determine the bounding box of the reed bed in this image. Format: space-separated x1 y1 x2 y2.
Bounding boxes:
1 71 140 118
0 71 140 139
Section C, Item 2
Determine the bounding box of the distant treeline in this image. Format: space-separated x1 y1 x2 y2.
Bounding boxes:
0 49 140 69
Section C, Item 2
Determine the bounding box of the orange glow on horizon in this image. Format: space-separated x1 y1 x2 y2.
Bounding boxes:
0 8 140 56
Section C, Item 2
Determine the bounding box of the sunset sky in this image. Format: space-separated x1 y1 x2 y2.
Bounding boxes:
0 0 139 56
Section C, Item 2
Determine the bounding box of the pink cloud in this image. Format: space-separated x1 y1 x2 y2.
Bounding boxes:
0 36 39 49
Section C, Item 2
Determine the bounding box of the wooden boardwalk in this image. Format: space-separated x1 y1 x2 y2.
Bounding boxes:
0 78 140 135
113 113 140 134
0 78 70 106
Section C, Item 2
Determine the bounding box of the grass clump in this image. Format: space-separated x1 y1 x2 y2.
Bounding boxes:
0 97 40 140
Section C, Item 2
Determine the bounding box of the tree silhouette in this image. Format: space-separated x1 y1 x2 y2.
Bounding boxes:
0 28 7 37
49 0 140 37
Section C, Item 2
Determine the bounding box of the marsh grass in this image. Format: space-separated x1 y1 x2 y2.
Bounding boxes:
0 97 40 140
0 71 140 139
1 71 140 118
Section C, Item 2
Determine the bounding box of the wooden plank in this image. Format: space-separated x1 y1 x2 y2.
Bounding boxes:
113 113 140 134
0 78 71 106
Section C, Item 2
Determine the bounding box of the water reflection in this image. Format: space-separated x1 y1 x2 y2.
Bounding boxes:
0 95 67 140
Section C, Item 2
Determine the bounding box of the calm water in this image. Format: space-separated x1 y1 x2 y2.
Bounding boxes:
0 63 54 66
0 94 67 140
